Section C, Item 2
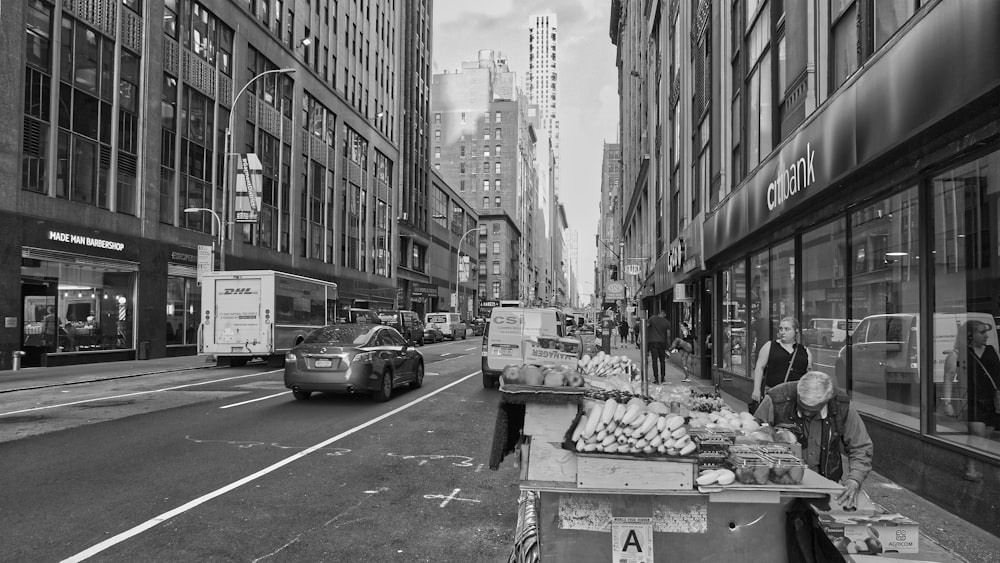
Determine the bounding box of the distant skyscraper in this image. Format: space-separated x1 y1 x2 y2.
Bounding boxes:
528 13 560 196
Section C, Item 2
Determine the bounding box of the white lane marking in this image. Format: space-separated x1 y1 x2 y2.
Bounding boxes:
219 392 288 409
425 372 440 376
464 347 478 351
440 353 452 356
61 371 481 563
0 371 281 418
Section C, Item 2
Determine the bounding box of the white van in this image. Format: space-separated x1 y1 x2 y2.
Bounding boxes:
425 312 467 340
481 307 568 388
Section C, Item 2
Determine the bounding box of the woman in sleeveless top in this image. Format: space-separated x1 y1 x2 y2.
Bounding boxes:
752 317 813 404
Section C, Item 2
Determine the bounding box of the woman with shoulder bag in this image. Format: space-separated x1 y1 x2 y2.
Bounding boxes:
750 317 812 412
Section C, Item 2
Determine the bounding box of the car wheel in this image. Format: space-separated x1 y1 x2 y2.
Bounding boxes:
373 370 393 402
292 390 312 401
410 362 425 389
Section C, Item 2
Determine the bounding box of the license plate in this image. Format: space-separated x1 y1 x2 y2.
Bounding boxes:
314 359 333 368
491 346 515 357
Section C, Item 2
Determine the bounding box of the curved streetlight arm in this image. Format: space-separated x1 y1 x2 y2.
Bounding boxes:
454 227 480 313
222 68 296 263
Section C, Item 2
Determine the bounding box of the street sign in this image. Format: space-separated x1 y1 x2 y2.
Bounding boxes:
606 281 625 300
624 264 642 276
197 245 214 282
235 153 263 223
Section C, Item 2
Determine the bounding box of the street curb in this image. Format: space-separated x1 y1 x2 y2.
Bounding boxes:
0 364 217 394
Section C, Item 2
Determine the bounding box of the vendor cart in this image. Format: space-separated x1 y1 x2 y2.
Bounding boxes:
491 384 844 562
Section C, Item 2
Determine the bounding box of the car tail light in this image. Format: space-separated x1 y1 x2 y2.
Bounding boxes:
353 351 375 363
286 352 297 362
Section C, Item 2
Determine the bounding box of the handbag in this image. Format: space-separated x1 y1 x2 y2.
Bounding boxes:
749 343 798 413
970 353 1000 414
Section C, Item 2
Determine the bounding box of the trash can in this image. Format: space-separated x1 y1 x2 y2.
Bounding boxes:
138 341 150 360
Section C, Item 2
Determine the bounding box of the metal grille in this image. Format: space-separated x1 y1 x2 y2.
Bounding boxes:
218 74 233 108
65 0 116 37
258 103 280 137
117 150 137 176
282 115 293 145
182 51 216 98
100 145 112 169
22 118 42 156
120 7 143 54
164 38 179 76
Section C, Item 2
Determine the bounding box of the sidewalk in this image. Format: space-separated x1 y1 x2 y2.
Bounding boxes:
0 354 214 394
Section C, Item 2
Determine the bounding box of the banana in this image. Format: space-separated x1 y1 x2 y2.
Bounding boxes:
601 398 618 424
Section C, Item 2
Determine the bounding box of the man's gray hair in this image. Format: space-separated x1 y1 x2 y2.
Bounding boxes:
797 371 835 407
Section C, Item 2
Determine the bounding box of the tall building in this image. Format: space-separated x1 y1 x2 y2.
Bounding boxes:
431 51 539 303
612 0 1000 534
3 0 410 369
527 13 561 196
597 142 622 307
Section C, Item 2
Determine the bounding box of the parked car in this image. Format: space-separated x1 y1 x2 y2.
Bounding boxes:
376 309 426 345
425 312 468 340
284 325 424 402
423 325 444 343
834 312 997 411
802 317 858 348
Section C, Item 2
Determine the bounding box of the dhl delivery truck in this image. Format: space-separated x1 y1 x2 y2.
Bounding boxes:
198 270 338 367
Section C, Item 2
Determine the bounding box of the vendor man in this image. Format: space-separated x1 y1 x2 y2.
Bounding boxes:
754 371 873 510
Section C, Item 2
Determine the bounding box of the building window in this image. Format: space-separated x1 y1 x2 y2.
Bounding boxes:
720 260 747 375
483 161 490 172
460 162 466 173
495 196 501 208
484 147 490 157
483 196 489 208
831 0 859 88
493 241 500 254
931 150 1000 449
495 145 502 156
492 261 500 275
495 111 501 122
479 241 487 255
494 162 501 174
492 281 501 298
483 179 490 191
494 179 501 191
460 145 466 157
846 186 921 428
434 129 441 140
434 147 441 158
493 223 501 234
434 112 441 123
495 127 501 139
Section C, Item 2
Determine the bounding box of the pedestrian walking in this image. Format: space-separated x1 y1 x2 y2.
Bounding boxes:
646 310 670 383
669 321 696 382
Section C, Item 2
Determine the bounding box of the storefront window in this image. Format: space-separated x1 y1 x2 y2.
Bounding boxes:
721 261 748 375
749 249 771 368
166 275 201 345
801 219 848 389
931 149 1000 454
844 186 921 428
21 256 137 364
770 240 796 324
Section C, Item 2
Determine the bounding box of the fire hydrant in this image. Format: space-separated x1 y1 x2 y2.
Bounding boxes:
12 350 26 371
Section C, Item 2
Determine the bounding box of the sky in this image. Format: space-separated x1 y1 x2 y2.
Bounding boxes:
431 0 620 305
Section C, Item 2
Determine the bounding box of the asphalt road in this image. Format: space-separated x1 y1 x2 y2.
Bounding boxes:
0 339 519 562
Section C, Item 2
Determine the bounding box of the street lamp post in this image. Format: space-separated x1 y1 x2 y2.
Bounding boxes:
222 68 296 263
454 227 479 314
184 207 224 270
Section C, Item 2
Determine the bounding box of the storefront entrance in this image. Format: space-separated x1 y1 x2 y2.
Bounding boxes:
21 280 59 367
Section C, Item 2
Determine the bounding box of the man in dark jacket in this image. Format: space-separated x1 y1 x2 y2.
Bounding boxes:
645 310 670 383
754 371 873 510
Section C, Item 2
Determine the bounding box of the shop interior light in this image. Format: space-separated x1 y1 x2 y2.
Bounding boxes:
885 252 909 256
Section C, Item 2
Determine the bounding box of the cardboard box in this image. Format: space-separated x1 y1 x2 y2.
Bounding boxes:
817 512 919 555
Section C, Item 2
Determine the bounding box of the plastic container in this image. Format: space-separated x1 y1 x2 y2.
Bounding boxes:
728 452 773 485
768 453 807 485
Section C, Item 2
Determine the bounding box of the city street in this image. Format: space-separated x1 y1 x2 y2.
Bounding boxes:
0 340 518 562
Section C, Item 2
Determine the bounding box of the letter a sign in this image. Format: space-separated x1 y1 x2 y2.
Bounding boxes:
611 517 653 562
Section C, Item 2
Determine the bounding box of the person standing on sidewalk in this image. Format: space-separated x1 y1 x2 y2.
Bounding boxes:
669 322 696 382
618 317 630 349
646 310 670 383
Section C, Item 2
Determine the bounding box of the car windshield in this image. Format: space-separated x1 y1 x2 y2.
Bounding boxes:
303 325 371 346
427 314 447 323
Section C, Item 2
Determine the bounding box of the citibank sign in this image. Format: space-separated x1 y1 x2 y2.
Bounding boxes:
767 143 816 211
